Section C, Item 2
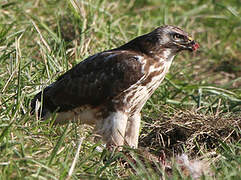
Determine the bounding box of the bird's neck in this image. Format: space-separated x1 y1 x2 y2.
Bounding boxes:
117 36 176 62
162 48 175 61
147 48 176 64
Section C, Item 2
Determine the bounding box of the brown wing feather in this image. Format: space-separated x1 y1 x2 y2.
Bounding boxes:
31 50 145 115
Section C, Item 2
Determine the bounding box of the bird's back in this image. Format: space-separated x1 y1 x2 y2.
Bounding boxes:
31 49 146 119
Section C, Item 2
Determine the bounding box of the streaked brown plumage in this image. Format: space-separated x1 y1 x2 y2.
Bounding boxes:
31 25 199 148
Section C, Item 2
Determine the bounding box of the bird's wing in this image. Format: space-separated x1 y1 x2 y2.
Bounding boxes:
34 51 145 112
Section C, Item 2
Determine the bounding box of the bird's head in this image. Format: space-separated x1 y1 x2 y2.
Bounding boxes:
118 25 199 59
149 25 199 53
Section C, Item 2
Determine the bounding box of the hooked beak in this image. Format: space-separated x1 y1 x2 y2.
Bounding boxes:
185 36 199 52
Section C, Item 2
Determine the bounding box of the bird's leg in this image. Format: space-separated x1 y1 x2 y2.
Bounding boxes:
96 111 128 149
124 113 141 148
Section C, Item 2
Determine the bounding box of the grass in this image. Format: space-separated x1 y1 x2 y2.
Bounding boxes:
0 0 241 179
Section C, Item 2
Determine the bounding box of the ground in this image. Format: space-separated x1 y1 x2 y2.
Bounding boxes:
0 0 240 179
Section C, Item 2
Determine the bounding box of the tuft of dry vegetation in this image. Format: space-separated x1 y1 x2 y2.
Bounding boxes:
140 110 241 157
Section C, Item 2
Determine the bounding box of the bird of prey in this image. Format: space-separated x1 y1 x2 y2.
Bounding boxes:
31 25 199 149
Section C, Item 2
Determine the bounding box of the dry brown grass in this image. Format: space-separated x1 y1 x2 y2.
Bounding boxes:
139 110 241 157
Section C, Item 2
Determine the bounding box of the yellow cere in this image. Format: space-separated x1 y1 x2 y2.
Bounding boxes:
188 36 193 41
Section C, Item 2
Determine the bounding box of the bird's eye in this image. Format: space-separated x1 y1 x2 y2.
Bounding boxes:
173 34 184 40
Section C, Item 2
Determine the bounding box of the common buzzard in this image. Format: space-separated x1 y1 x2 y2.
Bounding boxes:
31 25 199 149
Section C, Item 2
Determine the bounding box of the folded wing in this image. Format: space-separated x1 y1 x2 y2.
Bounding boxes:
31 51 145 117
